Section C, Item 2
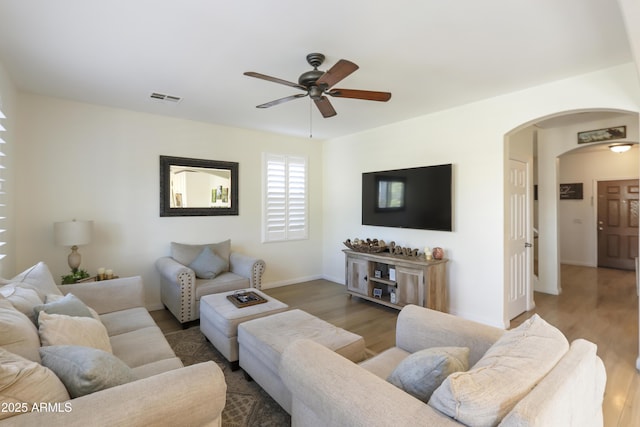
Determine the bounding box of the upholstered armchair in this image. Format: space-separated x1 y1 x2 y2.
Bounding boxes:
156 240 266 324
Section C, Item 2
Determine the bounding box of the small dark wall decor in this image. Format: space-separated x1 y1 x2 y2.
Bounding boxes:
559 183 583 200
577 126 626 144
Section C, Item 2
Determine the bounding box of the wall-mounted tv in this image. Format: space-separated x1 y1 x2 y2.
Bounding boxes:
362 164 452 231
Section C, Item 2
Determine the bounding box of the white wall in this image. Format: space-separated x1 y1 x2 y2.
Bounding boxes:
323 63 640 327
14 94 324 308
559 145 639 267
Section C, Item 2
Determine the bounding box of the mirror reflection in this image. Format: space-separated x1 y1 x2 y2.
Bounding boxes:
170 166 231 208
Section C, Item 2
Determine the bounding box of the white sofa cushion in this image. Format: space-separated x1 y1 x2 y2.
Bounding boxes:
429 314 569 427
38 311 112 353
0 299 41 363
387 347 469 403
40 345 135 398
0 348 70 420
0 285 42 324
10 262 62 299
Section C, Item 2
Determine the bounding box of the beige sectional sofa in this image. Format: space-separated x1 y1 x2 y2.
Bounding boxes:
280 304 607 427
0 262 226 426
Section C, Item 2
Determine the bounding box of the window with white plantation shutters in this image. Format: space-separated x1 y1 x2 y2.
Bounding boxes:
263 153 308 242
0 109 6 261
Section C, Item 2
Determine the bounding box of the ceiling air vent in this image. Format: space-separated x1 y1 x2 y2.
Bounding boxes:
150 92 182 103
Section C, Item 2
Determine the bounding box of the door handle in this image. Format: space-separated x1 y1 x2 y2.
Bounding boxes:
524 242 533 248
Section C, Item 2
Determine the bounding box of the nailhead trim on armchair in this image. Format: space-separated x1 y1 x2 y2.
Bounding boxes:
252 260 266 290
176 269 195 323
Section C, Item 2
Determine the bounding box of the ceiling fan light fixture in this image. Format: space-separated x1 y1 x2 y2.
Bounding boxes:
609 143 633 153
244 53 391 119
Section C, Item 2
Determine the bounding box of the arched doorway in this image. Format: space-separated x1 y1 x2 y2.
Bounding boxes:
505 109 639 321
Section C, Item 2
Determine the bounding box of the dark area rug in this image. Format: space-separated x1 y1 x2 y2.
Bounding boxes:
165 326 291 427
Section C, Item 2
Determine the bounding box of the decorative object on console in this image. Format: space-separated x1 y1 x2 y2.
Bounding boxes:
343 238 388 253
425 247 433 261
390 289 397 304
389 242 420 257
432 247 444 260
54 219 93 271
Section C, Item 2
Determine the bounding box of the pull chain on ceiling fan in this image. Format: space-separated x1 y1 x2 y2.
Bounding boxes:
244 53 392 118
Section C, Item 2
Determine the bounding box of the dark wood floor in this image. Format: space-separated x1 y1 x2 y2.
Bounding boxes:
152 264 639 427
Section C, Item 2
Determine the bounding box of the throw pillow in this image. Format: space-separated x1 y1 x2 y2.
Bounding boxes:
0 348 70 420
0 299 41 363
45 293 101 321
428 314 569 427
33 293 94 323
0 285 43 323
38 311 112 353
387 347 469 403
10 262 62 299
171 239 231 267
189 246 229 279
39 345 135 398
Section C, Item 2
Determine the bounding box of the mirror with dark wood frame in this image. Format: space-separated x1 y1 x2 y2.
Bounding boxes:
160 155 239 216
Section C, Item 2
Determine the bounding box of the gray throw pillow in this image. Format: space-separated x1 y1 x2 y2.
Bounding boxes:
189 246 229 279
171 240 231 267
39 345 135 398
387 347 469 403
33 293 93 323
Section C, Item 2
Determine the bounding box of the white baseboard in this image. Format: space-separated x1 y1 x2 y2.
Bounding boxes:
260 274 324 290
560 260 596 268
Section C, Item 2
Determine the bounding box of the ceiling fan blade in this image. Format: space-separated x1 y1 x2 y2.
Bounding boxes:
327 88 392 102
257 93 308 108
314 96 337 118
315 59 359 89
244 71 307 91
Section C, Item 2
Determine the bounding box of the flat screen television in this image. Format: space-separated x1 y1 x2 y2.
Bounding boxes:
362 164 452 231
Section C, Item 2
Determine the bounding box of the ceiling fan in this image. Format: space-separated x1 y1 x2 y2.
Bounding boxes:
244 53 391 118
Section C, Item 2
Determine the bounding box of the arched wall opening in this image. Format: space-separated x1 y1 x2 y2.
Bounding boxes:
504 108 639 322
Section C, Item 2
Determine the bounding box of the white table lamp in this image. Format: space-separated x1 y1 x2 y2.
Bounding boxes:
54 219 93 271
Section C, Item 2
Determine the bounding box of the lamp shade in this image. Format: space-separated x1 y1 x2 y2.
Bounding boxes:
54 220 93 247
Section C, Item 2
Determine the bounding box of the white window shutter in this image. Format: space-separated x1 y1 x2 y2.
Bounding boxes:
0 110 6 261
287 156 307 239
263 153 308 242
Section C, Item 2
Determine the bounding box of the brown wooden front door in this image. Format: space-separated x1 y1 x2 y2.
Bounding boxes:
597 179 639 270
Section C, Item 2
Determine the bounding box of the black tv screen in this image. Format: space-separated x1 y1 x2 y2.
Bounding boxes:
362 164 452 231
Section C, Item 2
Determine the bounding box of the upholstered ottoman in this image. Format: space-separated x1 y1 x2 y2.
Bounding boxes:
200 289 289 370
238 309 366 414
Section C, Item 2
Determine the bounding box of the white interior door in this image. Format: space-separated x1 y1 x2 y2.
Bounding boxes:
507 159 530 319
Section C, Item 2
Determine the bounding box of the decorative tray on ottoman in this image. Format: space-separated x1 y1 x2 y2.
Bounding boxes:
226 290 268 308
